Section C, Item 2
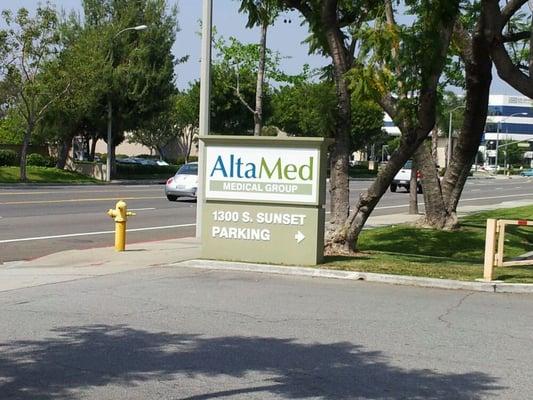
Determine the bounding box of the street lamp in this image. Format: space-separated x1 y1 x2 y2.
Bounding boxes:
106 24 148 182
196 0 213 238
495 112 528 172
447 105 466 168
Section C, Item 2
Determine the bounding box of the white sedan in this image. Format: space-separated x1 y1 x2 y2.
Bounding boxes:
165 162 198 201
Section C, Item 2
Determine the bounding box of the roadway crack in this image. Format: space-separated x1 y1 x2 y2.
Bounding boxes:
437 292 475 328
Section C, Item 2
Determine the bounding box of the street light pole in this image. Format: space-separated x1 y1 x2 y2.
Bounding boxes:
106 24 148 182
495 121 500 170
196 0 213 238
447 105 465 168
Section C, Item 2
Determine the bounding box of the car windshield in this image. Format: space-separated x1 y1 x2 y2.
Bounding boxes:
403 160 413 169
177 163 198 175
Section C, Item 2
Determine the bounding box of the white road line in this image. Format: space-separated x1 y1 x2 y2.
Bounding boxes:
326 193 533 214
129 208 156 211
0 224 195 244
0 188 160 196
462 193 533 202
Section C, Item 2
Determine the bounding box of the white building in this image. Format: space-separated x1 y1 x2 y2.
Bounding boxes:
482 95 533 166
381 95 533 168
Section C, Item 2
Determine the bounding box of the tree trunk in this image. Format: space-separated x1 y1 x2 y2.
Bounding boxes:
111 143 116 177
321 18 352 247
326 139 425 254
413 14 492 231
431 127 439 166
254 21 268 136
19 122 34 182
409 158 419 215
185 127 195 163
90 136 97 162
415 142 454 229
56 139 72 169
442 16 492 215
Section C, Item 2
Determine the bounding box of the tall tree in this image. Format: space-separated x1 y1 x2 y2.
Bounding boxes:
280 1 460 254
81 0 180 177
415 2 494 230
214 33 302 135
129 91 200 162
269 79 384 151
1 5 68 181
40 16 108 168
210 62 260 134
174 86 200 163
238 0 281 135
278 0 376 249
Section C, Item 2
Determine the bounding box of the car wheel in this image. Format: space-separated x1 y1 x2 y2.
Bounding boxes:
167 195 178 201
390 183 397 192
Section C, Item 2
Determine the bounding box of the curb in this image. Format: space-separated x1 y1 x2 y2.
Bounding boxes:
175 259 533 294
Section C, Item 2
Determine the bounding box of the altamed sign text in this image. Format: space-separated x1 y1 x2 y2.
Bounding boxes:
205 145 321 204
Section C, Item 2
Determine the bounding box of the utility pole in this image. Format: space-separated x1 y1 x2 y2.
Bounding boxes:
196 0 213 238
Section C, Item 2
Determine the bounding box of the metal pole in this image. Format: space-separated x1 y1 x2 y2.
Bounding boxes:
196 0 213 239
495 121 500 171
106 98 112 182
447 111 453 168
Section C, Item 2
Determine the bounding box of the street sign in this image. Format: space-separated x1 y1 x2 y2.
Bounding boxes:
205 145 320 204
199 136 329 265
202 202 325 265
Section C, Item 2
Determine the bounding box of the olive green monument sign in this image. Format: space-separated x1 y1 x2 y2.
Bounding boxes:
200 136 328 265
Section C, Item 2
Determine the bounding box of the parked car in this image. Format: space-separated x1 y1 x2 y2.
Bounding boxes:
390 160 422 193
520 168 533 177
483 165 496 172
116 157 160 166
165 162 198 201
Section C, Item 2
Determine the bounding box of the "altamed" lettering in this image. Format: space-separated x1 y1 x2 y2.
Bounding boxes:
210 155 314 181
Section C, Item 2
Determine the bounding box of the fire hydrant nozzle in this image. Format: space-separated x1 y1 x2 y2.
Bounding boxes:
107 200 135 251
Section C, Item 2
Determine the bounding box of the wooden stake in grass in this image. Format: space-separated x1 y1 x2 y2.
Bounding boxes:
483 219 497 281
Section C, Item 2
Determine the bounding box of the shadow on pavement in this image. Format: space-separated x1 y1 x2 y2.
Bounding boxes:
0 324 502 399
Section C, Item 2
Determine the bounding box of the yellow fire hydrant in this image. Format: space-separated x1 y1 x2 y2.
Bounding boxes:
107 200 136 251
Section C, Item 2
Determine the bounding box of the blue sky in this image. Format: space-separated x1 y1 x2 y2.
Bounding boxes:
4 0 521 94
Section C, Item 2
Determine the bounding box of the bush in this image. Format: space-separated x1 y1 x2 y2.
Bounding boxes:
26 153 56 167
175 155 198 165
0 149 18 166
116 163 178 177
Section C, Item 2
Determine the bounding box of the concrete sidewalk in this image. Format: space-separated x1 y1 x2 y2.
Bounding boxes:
0 238 200 292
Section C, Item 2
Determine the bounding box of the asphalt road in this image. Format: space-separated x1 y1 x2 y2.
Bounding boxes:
0 266 532 399
1 177 533 262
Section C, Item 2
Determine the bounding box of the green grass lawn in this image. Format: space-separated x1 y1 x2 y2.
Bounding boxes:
0 166 99 184
322 206 533 283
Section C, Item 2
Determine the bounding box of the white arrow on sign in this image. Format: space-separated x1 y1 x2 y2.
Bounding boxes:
294 231 305 244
